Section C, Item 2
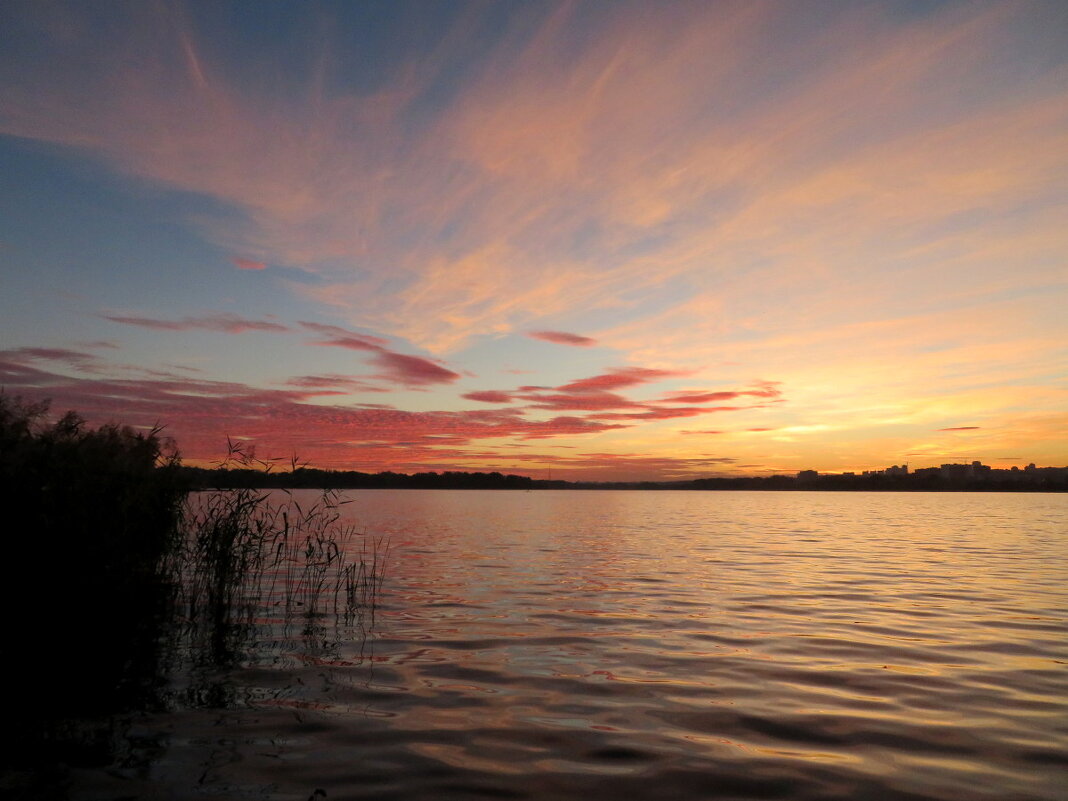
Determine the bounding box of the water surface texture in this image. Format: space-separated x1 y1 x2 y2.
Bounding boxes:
90 491 1068 800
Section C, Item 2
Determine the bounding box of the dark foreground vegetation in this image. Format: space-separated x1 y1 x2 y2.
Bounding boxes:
0 396 384 799
183 465 1068 492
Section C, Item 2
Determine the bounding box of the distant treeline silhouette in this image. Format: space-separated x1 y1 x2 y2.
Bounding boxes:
179 465 1068 492
181 465 540 489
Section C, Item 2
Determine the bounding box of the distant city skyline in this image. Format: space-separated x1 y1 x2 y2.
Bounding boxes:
2 1 1066 481
800 461 1067 478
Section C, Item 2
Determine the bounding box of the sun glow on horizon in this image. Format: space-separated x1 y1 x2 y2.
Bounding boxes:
1 1 1065 480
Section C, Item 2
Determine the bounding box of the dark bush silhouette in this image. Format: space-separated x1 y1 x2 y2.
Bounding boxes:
0 395 187 794
0 395 384 799
0 395 187 578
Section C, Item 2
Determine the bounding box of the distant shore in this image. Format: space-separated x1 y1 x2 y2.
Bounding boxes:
178 466 1068 493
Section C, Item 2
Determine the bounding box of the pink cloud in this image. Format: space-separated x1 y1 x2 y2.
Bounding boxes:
77 340 120 350
559 367 683 393
659 390 743 404
518 390 638 412
0 358 73 388
284 374 391 394
299 321 460 386
371 351 462 387
307 335 384 352
0 356 624 469
657 383 783 405
104 313 291 334
9 347 98 365
588 406 709 421
463 390 514 403
528 330 597 347
299 321 389 351
5 350 779 480
232 257 267 271
500 365 688 412
2 347 106 374
657 384 786 403
938 426 981 431
463 372 784 421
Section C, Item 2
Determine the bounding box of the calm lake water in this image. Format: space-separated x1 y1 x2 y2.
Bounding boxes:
73 491 1067 800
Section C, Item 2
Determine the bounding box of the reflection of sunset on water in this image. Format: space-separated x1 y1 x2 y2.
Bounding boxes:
288 489 1067 799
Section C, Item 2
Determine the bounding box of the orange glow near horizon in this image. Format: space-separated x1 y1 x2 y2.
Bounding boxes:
0 2 1065 480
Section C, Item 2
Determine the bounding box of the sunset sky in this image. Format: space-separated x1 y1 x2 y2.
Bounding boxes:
1 0 1066 480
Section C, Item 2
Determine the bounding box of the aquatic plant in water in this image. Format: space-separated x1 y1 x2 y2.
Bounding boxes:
0 396 385 798
169 439 387 629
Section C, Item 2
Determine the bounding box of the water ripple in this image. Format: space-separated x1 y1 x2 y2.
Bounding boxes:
103 491 1068 800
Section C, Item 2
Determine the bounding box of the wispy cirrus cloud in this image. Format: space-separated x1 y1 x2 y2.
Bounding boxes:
587 406 711 422
465 367 784 423
462 390 514 404
283 374 391 395
299 322 390 351
77 340 120 350
938 426 981 431
660 391 746 404
104 312 291 334
657 382 782 405
299 321 460 386
527 331 596 347
5 2 1063 355
559 367 683 393
232 257 266 270
102 312 462 388
519 390 639 413
371 351 461 387
0 346 216 384
2 347 104 372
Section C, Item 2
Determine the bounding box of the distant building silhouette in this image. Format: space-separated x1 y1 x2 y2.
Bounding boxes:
861 464 908 477
932 460 992 480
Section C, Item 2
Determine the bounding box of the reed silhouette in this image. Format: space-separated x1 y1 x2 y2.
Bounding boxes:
0 396 384 798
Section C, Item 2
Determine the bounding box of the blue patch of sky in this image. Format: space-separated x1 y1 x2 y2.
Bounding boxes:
0 136 324 347
181 2 526 132
453 335 606 402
